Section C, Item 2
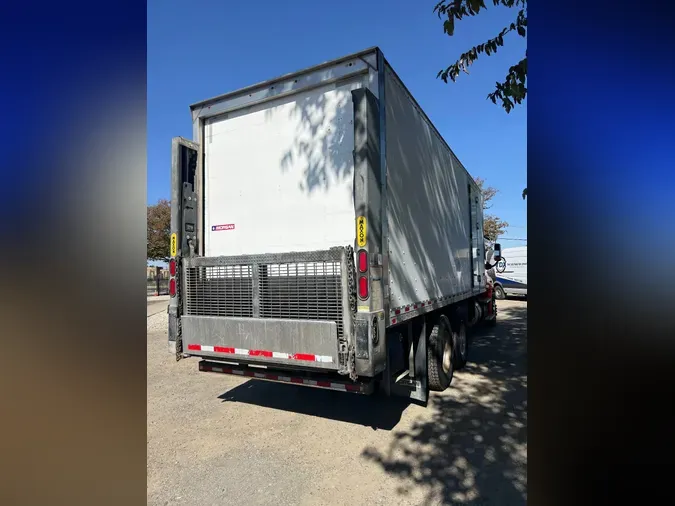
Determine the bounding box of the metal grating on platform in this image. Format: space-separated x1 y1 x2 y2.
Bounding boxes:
183 249 346 340
185 265 254 317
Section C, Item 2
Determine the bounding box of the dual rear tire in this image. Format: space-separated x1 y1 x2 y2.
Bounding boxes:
427 315 469 392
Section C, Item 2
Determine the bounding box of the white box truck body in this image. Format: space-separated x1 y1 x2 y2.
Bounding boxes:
168 48 500 403
494 246 528 298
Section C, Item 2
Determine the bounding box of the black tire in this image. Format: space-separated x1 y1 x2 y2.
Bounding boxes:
427 316 454 392
452 319 469 370
494 284 506 300
487 295 498 327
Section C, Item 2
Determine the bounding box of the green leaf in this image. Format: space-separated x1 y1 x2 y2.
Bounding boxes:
444 17 455 36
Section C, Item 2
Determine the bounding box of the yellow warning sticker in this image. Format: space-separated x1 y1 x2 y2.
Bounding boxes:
356 216 367 247
170 233 177 257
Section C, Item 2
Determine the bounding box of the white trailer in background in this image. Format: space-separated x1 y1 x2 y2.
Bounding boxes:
494 246 528 298
168 47 501 403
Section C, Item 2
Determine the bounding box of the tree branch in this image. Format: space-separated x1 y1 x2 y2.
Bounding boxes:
487 55 527 113
437 8 526 83
434 0 526 35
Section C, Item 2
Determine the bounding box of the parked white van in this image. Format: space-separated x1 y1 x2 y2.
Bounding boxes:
493 246 527 299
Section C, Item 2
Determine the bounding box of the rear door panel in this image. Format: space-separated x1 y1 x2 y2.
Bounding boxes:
204 80 362 257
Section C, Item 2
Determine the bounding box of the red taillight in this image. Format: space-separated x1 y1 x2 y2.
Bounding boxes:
358 249 368 273
169 259 176 276
358 276 368 299
169 278 176 296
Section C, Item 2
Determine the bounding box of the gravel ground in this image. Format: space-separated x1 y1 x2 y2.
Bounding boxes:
147 310 170 332
147 300 527 505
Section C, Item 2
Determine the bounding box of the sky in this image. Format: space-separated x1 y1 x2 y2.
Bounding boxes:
147 0 527 244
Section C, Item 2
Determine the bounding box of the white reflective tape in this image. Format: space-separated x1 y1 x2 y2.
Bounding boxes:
253 372 266 379
234 348 248 356
201 345 214 352
330 383 347 391
211 367 223 373
315 355 333 363
278 376 291 382
232 370 245 375
304 380 318 386
272 351 289 360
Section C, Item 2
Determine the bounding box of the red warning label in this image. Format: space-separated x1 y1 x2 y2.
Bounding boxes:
212 224 235 232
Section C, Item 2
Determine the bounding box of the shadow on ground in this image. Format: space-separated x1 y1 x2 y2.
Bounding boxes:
362 304 528 505
219 380 410 431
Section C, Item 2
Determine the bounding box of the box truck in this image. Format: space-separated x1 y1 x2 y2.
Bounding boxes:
168 47 501 403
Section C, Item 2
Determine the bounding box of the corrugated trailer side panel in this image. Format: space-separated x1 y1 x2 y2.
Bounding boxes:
384 63 483 316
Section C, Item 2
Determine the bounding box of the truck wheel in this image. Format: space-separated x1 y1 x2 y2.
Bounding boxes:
494 284 506 300
453 320 469 369
427 316 454 392
487 296 498 327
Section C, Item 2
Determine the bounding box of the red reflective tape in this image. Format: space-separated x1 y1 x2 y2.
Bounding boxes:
266 374 278 381
223 368 233 374
191 345 328 362
249 349 272 357
291 377 304 384
391 318 397 324
421 302 425 307
292 353 316 361
405 306 410 312
316 380 332 387
413 305 418 309
244 370 255 377
345 384 361 392
395 309 401 315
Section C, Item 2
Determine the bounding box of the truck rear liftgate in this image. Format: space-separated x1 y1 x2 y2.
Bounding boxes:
180 248 356 374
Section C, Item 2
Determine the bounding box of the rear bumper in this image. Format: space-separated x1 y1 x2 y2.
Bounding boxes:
198 360 375 394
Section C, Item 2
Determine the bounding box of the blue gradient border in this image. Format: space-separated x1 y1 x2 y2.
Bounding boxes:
0 2 147 504
529 1 675 504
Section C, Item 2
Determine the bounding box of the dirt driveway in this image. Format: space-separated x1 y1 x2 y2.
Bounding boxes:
147 299 527 505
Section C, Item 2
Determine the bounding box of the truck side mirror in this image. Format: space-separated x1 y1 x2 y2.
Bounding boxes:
493 243 502 262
